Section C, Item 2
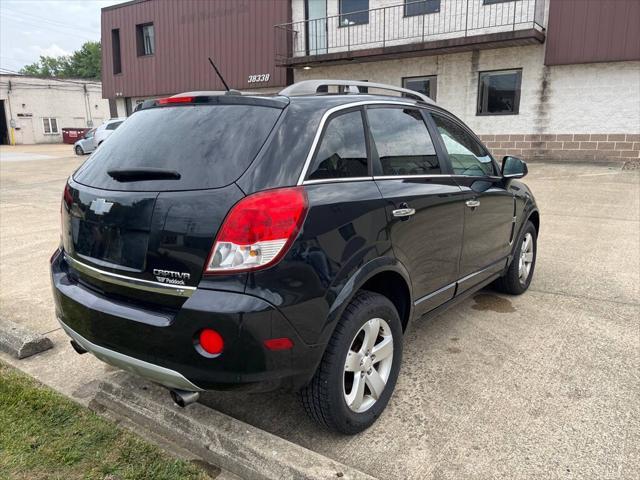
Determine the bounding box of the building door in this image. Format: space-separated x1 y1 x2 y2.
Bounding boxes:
305 0 327 55
0 101 8 144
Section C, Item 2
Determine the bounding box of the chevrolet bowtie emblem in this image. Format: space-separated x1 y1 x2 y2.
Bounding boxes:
89 198 114 215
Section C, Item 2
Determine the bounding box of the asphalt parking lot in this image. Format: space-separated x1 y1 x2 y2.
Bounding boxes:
1 145 638 479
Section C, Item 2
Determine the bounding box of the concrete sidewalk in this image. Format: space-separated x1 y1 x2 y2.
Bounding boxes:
1 151 638 479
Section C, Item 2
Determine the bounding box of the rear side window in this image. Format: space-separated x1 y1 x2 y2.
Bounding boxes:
74 105 281 191
105 121 123 130
367 107 440 175
307 110 368 180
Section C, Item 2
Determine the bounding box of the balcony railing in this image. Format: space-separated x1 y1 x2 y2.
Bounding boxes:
275 0 545 63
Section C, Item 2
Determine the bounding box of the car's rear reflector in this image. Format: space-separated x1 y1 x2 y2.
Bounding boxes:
264 337 294 351
158 96 195 105
204 187 308 274
198 328 224 355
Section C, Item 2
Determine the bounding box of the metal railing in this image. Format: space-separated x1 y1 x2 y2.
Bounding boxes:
275 0 545 62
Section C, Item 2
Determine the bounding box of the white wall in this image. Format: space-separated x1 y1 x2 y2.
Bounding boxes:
290 0 547 56
0 75 110 145
294 44 640 135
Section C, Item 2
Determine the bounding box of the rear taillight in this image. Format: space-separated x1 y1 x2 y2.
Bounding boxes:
204 187 308 274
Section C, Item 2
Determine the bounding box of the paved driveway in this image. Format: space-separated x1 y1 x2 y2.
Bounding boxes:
1 145 638 479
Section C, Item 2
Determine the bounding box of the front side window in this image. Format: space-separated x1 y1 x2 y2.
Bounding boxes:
367 107 440 176
42 118 58 134
477 69 522 115
431 113 495 177
404 0 440 17
403 75 437 100
340 0 369 26
307 110 368 180
136 23 155 56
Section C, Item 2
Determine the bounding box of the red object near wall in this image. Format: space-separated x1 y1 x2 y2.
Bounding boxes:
62 128 91 144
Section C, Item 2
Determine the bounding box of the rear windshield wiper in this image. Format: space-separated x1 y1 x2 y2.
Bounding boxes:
107 168 181 182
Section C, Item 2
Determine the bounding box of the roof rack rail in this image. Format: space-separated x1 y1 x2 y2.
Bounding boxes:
279 79 435 105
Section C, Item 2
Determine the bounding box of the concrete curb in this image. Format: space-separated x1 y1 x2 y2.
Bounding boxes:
91 372 376 480
0 319 54 359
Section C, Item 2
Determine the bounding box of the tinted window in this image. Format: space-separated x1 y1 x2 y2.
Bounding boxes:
367 107 439 176
403 75 437 100
340 0 369 25
404 0 440 16
74 104 281 191
431 113 496 176
111 29 121 74
477 69 522 115
105 121 123 130
137 23 155 56
308 110 368 180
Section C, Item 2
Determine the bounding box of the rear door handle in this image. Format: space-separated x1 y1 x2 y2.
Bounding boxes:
465 199 480 208
392 208 416 218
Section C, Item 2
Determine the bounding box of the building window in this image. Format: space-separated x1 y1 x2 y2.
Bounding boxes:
477 69 522 116
403 75 437 101
339 0 369 26
111 29 121 74
42 118 59 135
136 23 155 56
404 0 440 17
483 0 516 5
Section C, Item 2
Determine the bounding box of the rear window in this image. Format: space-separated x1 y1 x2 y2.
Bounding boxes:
74 104 281 191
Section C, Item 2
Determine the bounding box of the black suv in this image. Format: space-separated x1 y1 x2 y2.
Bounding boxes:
51 80 539 434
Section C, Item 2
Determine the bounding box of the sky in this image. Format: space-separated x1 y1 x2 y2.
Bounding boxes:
0 0 129 73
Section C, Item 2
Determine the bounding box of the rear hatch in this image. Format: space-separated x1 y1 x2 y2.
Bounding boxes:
62 96 285 305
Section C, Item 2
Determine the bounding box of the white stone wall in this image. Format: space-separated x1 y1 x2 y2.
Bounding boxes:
293 44 640 136
0 75 110 145
290 0 547 56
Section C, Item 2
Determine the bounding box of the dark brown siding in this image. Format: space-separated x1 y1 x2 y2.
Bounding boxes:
101 0 291 99
545 0 640 66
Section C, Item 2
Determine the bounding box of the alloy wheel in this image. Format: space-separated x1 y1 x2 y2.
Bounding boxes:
518 232 534 283
343 317 394 413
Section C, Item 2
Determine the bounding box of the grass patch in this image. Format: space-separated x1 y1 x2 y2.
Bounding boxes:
0 362 211 480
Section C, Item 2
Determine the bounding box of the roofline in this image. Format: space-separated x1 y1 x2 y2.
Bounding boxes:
0 73 101 84
102 0 151 12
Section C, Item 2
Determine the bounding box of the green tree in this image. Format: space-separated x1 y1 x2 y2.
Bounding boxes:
19 41 101 80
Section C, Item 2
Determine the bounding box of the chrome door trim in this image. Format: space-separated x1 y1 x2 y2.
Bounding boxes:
297 100 416 185
65 254 196 298
302 176 373 185
58 318 204 392
414 282 456 306
373 174 454 180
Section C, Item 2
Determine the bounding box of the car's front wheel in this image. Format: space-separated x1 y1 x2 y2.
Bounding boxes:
495 220 537 295
74 145 84 156
300 290 403 434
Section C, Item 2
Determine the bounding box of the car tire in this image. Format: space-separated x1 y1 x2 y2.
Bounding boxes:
75 145 84 156
300 290 403 434
494 220 537 295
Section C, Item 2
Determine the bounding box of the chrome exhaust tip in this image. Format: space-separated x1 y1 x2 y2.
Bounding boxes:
170 389 200 408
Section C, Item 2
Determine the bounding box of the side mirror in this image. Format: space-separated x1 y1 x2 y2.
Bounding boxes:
502 156 528 179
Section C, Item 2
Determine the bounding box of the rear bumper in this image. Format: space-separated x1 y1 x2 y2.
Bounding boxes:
59 318 203 391
51 249 323 391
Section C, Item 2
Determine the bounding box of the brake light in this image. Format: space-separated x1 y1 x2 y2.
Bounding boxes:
63 183 73 208
205 187 308 274
158 96 195 105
